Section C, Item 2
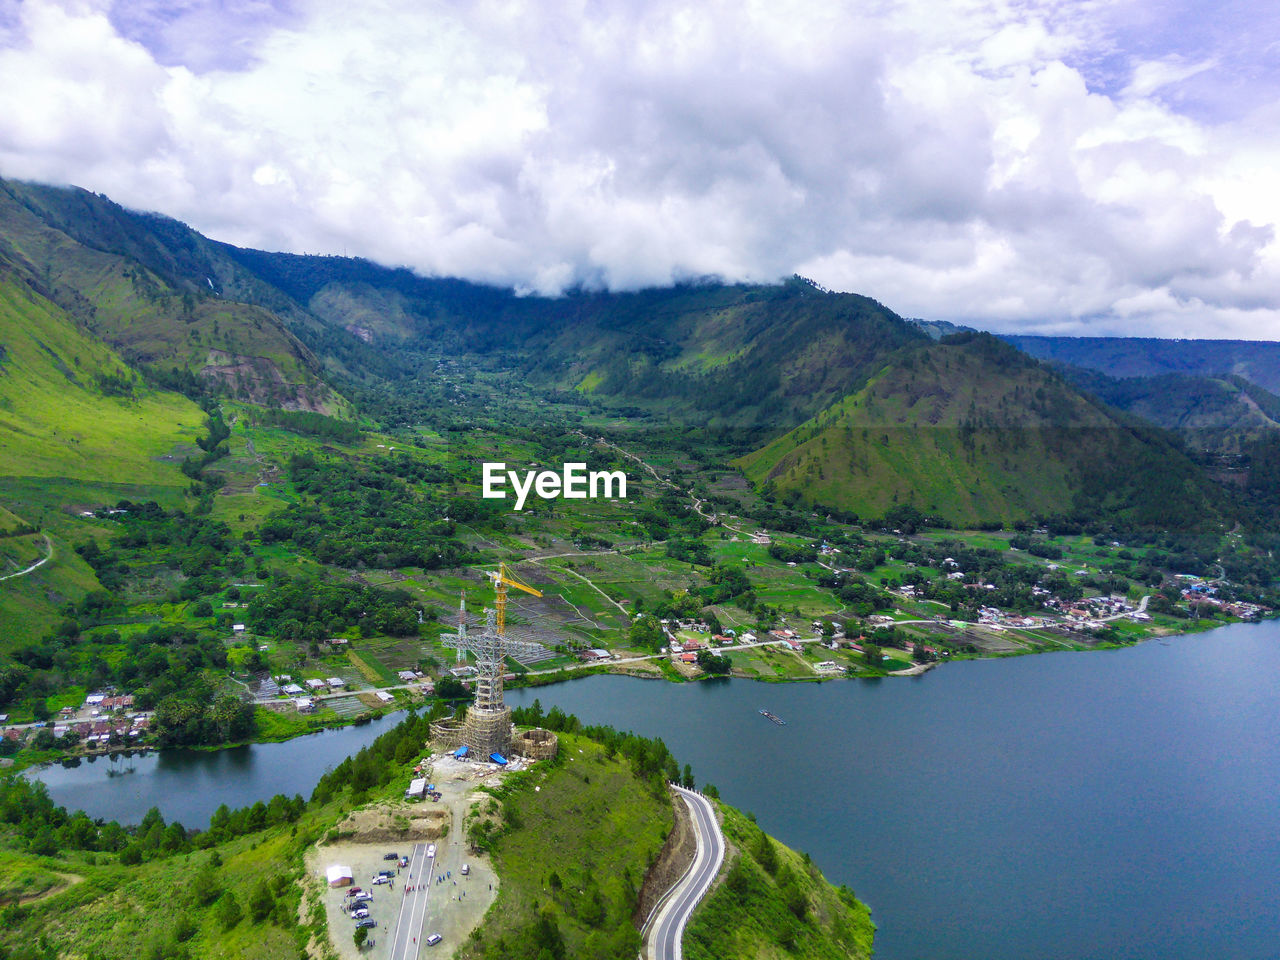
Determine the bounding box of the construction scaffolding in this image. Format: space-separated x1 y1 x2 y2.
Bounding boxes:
436 565 545 759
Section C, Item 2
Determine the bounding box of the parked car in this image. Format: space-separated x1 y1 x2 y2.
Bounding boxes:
372 875 390 885
426 933 443 946
345 887 363 897
398 856 409 867
355 918 376 929
460 864 469 876
350 908 370 920
382 852 398 861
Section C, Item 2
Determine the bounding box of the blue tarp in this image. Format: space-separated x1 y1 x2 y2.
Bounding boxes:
489 753 508 765
455 744 469 757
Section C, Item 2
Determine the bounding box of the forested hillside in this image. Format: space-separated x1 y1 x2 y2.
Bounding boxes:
737 333 1223 529
1003 334 1280 395
1058 367 1280 455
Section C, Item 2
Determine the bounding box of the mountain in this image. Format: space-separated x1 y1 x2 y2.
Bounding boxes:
0 176 1259 535
0 179 340 410
1002 334 1280 395
0 269 203 490
736 333 1223 528
216 250 930 428
1057 366 1280 455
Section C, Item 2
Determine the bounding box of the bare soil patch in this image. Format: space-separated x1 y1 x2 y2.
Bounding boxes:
332 801 448 843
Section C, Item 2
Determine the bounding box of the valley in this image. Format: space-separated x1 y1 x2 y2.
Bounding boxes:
1 177 1277 775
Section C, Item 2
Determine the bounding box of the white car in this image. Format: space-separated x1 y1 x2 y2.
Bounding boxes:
426 934 442 946
350 908 369 920
426 844 436 859
372 875 391 885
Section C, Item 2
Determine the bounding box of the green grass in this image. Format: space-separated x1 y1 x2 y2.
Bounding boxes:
0 279 205 488
1 801 339 960
458 733 672 960
685 803 874 960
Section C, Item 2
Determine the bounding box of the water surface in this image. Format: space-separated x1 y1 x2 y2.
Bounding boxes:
34 623 1280 960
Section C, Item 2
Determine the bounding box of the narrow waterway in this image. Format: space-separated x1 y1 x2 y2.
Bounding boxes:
31 621 1280 960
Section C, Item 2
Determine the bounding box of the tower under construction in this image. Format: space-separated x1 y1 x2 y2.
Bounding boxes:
434 563 543 759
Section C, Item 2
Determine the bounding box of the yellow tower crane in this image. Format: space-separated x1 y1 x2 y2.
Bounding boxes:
487 562 541 636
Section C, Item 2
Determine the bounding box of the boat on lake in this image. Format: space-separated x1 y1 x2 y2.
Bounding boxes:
759 708 786 725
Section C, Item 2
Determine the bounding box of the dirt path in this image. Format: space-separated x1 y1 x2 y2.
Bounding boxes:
0 533 53 582
16 871 82 904
526 554 630 619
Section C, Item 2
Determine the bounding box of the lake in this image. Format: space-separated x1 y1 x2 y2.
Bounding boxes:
32 620 1280 960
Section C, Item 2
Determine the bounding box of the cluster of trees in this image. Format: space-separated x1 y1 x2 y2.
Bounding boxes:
4 623 231 723
0 774 305 864
768 542 817 564
815 575 892 616
511 700 691 799
256 453 476 569
153 692 256 747
76 500 244 594
253 407 361 442
310 709 444 806
1009 535 1063 560
244 573 422 642
666 538 711 565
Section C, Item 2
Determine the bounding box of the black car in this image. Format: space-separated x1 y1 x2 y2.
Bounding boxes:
382 852 398 860
356 918 376 929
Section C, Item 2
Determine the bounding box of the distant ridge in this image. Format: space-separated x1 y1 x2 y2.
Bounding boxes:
1002 335 1280 395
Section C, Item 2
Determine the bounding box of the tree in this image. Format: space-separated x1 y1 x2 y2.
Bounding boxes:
188 863 221 906
681 764 695 789
248 878 274 922
863 643 882 667
354 926 369 949
214 891 243 930
628 614 664 651
695 649 731 675
29 825 58 857
435 677 470 700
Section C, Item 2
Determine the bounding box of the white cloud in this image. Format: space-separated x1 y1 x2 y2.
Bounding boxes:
0 0 1277 338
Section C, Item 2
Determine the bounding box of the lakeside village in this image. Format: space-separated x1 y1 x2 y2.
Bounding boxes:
3 544 1265 765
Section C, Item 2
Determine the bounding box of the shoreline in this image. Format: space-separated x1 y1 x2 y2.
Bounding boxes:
13 615 1266 770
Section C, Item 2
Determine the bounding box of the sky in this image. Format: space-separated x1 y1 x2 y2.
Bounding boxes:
1 0 1278 339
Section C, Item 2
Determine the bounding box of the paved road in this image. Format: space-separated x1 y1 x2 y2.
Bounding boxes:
388 843 436 960
648 786 725 960
0 534 52 582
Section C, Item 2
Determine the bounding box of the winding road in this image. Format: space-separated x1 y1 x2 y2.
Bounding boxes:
645 786 725 960
0 534 53 582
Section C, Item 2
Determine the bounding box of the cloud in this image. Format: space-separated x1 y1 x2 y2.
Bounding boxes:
0 0 1277 338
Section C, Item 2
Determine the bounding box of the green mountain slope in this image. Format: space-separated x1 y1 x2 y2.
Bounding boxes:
737 333 1223 528
1059 367 1280 454
0 273 204 486
1002 334 1280 395
217 254 930 427
0 269 209 643
0 179 339 410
